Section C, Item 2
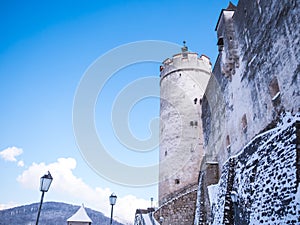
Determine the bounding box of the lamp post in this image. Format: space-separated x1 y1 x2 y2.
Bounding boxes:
109 193 117 225
35 171 53 225
230 191 238 225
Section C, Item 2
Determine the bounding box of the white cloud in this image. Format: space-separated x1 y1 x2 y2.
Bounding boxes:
17 157 149 224
0 202 18 210
17 160 25 167
0 146 23 162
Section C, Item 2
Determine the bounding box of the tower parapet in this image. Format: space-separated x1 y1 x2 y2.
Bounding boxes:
160 53 211 84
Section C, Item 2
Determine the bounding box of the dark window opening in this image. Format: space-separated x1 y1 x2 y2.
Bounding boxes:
190 121 194 126
165 151 167 156
217 37 224 45
175 179 180 184
190 144 194 152
194 98 198 104
226 135 231 147
226 135 231 156
242 114 248 132
217 37 224 51
199 98 203 105
194 121 198 126
269 77 281 105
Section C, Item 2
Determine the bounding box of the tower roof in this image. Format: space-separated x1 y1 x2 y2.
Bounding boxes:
67 204 93 223
226 1 237 10
215 1 237 31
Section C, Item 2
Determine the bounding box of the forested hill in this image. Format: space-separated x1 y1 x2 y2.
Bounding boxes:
0 201 125 225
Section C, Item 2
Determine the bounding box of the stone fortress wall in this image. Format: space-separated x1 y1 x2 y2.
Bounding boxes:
153 0 300 224
203 0 300 168
200 0 300 224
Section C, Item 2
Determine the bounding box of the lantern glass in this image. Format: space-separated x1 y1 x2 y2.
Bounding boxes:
109 193 117 206
40 171 53 192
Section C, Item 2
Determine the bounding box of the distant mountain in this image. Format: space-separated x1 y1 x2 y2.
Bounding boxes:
0 201 125 225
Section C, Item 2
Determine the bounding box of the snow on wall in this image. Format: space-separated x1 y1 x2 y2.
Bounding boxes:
211 113 300 225
134 211 159 225
194 172 204 225
210 158 234 225
207 184 218 207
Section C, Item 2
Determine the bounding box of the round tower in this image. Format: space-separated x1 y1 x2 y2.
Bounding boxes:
159 43 211 205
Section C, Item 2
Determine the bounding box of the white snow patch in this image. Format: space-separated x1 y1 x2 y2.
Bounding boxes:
194 172 204 225
207 184 219 206
295 183 300 203
206 161 219 164
256 0 262 14
248 55 257 66
272 91 280 101
143 213 159 225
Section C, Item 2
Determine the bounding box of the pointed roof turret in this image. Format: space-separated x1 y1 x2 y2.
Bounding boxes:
215 1 237 31
226 1 237 10
67 204 93 223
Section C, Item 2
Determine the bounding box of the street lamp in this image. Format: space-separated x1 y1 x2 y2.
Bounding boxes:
36 171 53 225
230 191 238 225
109 193 117 225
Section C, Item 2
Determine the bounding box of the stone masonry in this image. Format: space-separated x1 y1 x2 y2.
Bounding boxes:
210 114 300 225
157 45 211 225
153 1 300 224
202 0 300 169
201 0 300 224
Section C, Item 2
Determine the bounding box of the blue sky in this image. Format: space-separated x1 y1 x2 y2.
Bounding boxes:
0 0 238 223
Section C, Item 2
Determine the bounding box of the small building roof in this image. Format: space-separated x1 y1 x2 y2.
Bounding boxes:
67 204 93 223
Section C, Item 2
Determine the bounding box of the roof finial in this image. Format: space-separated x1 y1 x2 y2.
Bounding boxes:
181 41 188 52
226 1 237 10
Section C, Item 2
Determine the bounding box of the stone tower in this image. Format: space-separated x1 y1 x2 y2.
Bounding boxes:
159 43 211 205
